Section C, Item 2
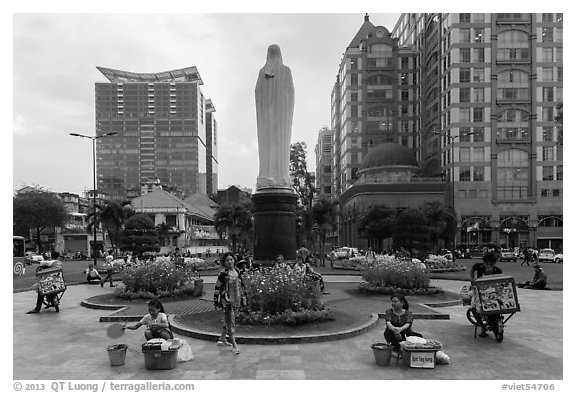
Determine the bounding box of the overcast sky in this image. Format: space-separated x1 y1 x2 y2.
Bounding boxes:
12 11 401 195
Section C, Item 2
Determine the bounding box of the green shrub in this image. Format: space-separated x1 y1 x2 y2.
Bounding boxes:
119 260 199 296
361 257 430 290
425 255 466 272
242 265 323 315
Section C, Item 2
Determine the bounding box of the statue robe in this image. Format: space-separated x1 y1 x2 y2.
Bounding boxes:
255 44 295 190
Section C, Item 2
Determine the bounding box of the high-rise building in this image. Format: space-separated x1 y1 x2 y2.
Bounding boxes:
331 14 419 198
325 14 563 251
391 13 563 250
95 66 217 201
314 126 333 200
204 99 218 196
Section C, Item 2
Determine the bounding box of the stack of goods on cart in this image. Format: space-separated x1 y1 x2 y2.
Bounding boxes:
37 270 65 294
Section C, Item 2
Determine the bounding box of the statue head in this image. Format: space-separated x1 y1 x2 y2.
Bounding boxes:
264 44 283 76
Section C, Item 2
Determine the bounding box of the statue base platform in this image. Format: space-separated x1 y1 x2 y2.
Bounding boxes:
252 188 298 262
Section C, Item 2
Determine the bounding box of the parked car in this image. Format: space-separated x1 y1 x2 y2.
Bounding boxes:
554 253 563 263
334 247 359 259
538 248 556 263
499 249 517 262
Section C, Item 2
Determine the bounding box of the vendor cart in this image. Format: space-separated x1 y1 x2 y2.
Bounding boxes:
466 275 520 342
35 265 67 311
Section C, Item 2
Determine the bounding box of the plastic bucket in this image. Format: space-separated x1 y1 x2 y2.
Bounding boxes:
371 343 393 366
107 344 128 366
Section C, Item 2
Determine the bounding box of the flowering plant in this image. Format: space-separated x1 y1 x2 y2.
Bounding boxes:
361 257 430 290
425 255 466 272
241 264 322 315
119 259 200 296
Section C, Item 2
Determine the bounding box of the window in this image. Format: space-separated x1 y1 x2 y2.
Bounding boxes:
542 87 554 102
473 127 485 142
350 58 358 70
401 91 409 101
556 14 563 22
542 127 554 142
459 127 472 141
351 92 358 102
542 27 553 42
460 108 470 122
401 57 409 69
473 107 484 122
472 88 484 102
350 105 358 117
350 74 358 86
460 68 471 83
541 189 549 197
460 13 471 23
542 67 554 82
542 166 554 181
473 167 485 181
542 146 554 161
460 148 471 162
460 28 471 43
460 48 471 63
460 167 471 181
552 189 560 197
473 147 484 161
474 28 484 43
401 73 409 85
558 67 563 82
542 48 553 62
323 165 331 174
557 146 563 161
323 186 331 194
542 107 554 121
542 13 554 22
497 149 529 199
367 105 388 117
556 165 563 181
472 13 485 23
460 88 471 103
473 48 485 63
472 68 485 82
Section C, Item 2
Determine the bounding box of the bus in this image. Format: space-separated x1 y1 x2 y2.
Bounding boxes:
13 236 26 277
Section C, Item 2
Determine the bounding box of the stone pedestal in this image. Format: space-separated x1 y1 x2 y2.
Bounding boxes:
252 188 298 263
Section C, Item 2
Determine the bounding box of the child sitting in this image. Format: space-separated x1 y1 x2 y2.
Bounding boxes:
124 299 173 340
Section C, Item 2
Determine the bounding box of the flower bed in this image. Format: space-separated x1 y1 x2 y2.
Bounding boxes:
114 259 202 299
239 264 330 326
425 255 466 273
358 256 442 295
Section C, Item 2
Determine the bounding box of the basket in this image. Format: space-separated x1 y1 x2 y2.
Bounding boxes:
107 344 127 366
371 343 393 366
142 348 178 370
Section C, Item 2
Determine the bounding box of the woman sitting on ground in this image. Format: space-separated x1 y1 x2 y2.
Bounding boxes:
518 264 548 290
383 294 422 350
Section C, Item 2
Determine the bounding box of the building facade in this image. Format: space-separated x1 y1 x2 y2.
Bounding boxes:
95 66 218 201
391 13 563 250
314 126 333 201
324 13 563 251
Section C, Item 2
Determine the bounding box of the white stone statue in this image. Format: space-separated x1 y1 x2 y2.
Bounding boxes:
255 44 295 190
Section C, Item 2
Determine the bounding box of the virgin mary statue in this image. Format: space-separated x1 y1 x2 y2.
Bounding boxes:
255 44 295 190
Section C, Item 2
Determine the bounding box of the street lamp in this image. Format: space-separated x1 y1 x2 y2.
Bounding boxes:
433 130 475 249
69 131 117 266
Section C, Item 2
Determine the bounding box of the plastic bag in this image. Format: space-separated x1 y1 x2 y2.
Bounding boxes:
176 339 194 362
436 350 450 365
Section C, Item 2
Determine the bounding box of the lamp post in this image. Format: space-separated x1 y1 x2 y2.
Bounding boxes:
433 130 475 249
70 131 117 266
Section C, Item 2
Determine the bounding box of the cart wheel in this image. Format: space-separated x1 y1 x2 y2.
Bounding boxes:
466 308 480 326
495 319 504 342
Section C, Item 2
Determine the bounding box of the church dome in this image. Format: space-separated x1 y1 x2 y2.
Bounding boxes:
361 143 419 169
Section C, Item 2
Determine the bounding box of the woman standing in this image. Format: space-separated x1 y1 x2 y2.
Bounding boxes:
383 294 422 350
213 252 241 354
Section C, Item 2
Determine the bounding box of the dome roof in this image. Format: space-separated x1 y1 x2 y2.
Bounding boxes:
361 143 419 169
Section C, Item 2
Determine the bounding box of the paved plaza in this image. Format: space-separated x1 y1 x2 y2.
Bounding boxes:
12 277 563 382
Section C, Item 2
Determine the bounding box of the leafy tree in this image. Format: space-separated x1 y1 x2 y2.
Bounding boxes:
295 207 314 251
119 214 160 256
357 204 396 253
422 201 457 252
290 141 316 210
214 202 253 253
392 208 430 253
311 198 339 260
13 190 68 253
96 201 126 257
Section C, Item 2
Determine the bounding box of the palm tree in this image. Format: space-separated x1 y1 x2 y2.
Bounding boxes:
422 201 457 253
87 201 126 258
214 203 253 253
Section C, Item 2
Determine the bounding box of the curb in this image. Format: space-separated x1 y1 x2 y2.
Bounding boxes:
168 313 380 345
